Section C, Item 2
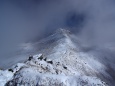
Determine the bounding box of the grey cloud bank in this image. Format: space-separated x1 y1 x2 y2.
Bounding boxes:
0 0 115 67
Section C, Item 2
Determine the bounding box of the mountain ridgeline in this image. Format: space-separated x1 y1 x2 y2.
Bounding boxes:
0 29 114 86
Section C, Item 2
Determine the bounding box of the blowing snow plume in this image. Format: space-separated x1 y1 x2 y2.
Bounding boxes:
0 0 115 54
0 29 109 86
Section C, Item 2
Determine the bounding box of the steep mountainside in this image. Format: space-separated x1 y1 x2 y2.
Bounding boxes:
0 29 114 86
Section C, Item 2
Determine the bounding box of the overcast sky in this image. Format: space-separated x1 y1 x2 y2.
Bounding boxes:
0 0 115 64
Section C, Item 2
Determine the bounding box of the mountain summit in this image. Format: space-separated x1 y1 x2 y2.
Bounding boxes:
0 29 111 86
55 28 71 36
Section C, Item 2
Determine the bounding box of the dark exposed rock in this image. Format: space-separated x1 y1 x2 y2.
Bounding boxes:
63 66 67 70
47 61 53 64
8 69 13 72
38 55 43 60
44 58 47 61
28 55 33 61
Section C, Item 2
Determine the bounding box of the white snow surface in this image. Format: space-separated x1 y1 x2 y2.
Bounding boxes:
0 29 109 86
2 53 107 86
0 70 13 86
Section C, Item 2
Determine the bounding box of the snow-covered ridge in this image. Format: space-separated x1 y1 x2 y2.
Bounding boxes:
0 53 107 86
0 29 110 86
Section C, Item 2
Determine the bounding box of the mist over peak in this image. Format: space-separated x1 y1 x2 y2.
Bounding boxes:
54 28 71 36
0 1 115 84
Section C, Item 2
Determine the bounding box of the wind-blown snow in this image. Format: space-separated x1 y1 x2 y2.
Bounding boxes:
0 29 111 86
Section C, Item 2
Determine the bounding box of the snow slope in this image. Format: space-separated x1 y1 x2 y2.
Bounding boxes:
0 29 113 86
2 53 106 86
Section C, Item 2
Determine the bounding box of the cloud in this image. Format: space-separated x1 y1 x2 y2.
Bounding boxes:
0 0 115 66
76 0 115 48
0 0 87 43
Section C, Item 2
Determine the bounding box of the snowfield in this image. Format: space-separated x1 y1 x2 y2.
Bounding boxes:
0 29 113 86
0 54 107 86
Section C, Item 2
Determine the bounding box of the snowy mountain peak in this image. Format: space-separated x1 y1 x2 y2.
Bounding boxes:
55 28 71 37
56 28 71 34
0 29 111 86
